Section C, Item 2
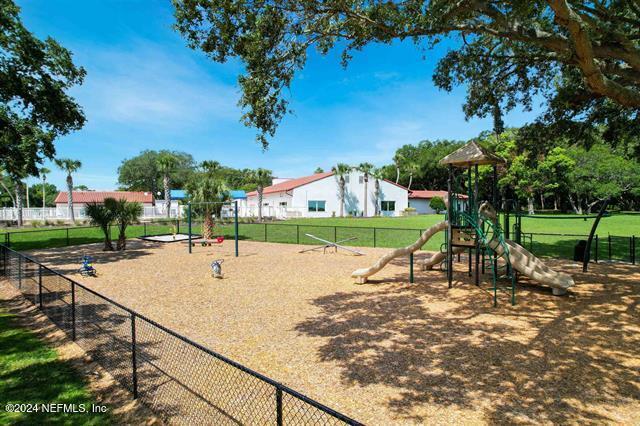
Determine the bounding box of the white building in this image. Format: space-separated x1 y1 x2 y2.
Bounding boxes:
408 190 468 214
245 171 409 218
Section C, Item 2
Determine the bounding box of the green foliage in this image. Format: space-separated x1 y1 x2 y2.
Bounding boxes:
117 150 195 193
84 202 116 250
0 0 85 178
28 183 57 207
314 167 324 173
104 198 143 250
429 196 446 214
55 158 82 176
567 144 640 212
173 0 640 149
385 140 465 190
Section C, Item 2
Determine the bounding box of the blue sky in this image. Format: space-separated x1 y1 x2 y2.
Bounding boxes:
18 0 541 190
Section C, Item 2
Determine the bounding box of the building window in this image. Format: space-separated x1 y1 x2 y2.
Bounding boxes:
344 175 350 183
359 176 364 184
263 202 269 207
381 201 396 212
308 200 326 212
279 201 287 207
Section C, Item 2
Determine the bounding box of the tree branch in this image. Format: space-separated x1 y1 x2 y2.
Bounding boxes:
547 0 640 107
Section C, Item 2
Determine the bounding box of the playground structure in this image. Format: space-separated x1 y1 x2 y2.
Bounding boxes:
299 234 365 255
186 200 239 257
352 141 576 305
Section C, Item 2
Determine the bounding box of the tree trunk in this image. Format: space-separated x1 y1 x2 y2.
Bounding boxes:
374 180 380 215
554 195 559 211
568 194 580 214
102 225 114 251
26 184 29 208
527 197 535 215
257 188 263 221
339 180 345 217
1 181 15 207
363 175 368 217
42 177 46 208
395 167 400 184
15 183 23 227
540 193 545 210
164 174 171 218
408 174 413 191
67 175 75 223
117 224 127 251
203 208 214 240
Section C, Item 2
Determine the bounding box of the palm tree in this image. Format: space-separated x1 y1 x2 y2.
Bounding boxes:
84 202 116 251
358 162 374 217
332 163 352 217
39 167 50 207
186 174 229 240
371 167 385 216
105 198 143 251
55 158 82 223
405 161 420 191
157 152 179 218
201 160 223 175
251 168 272 221
392 153 404 184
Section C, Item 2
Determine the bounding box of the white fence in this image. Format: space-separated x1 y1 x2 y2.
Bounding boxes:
0 205 184 222
226 205 306 219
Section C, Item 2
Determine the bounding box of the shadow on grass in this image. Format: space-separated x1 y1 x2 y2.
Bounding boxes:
295 261 640 423
0 310 111 425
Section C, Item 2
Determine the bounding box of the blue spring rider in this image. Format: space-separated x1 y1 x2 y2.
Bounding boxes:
79 255 97 277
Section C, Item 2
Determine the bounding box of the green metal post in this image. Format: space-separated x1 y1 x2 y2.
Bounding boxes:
234 201 239 257
188 202 192 254
66 228 70 246
373 228 377 247
493 253 497 308
296 225 300 244
264 223 267 242
409 253 414 284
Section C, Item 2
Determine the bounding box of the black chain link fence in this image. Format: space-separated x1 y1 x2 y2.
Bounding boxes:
0 245 361 425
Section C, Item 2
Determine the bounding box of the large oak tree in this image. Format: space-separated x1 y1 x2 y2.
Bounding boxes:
0 0 85 178
173 0 640 151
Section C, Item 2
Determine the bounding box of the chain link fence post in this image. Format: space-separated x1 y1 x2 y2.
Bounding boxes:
276 387 283 425
131 312 138 399
71 281 76 341
38 265 43 309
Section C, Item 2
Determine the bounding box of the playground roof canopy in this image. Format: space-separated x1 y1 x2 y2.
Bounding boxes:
439 140 505 167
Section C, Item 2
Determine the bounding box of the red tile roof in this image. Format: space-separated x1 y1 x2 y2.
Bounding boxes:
54 191 154 204
409 190 468 199
247 172 335 196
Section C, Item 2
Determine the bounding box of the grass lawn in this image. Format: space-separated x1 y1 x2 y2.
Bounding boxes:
1 213 638 261
0 310 111 425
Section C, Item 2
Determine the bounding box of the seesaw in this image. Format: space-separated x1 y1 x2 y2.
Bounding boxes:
299 234 364 256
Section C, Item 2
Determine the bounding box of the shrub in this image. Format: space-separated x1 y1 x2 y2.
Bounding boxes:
430 196 446 214
30 220 42 228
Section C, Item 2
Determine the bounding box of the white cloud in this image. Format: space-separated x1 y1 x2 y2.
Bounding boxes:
76 40 240 129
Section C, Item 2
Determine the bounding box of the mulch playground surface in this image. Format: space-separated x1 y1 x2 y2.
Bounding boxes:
23 239 640 425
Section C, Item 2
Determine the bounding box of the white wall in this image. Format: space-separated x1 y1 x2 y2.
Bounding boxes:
409 199 434 214
290 170 408 217
408 197 467 215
